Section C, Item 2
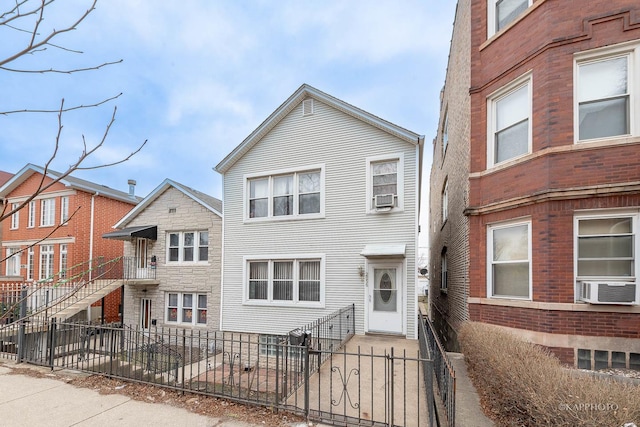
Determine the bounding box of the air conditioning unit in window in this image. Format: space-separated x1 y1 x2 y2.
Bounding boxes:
581 281 638 305
374 194 395 209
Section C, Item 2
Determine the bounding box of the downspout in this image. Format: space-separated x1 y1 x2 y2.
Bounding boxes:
88 192 99 321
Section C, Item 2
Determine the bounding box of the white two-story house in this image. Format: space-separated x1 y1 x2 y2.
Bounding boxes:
215 84 424 338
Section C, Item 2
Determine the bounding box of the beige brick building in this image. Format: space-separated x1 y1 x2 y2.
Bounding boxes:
104 179 222 330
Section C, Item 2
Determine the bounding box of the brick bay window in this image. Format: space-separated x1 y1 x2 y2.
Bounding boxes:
245 256 324 306
166 293 207 325
487 220 531 299
246 166 324 221
488 74 531 167
487 0 532 38
575 213 638 305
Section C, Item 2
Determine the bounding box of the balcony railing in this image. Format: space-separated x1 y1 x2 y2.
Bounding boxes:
122 257 157 281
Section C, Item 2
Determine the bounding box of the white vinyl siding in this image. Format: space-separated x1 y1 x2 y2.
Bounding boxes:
221 98 418 337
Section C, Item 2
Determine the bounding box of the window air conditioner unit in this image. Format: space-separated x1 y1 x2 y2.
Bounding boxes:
374 194 395 209
581 281 637 305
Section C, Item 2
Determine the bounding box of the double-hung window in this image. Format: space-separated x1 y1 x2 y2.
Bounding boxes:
488 0 532 38
60 196 69 224
442 179 448 223
166 292 207 325
488 220 531 298
488 75 531 167
246 167 323 220
39 244 54 281
5 247 21 276
246 257 324 305
59 244 68 280
10 203 19 229
40 198 55 226
441 250 448 292
367 154 404 212
28 201 36 228
26 247 34 280
576 52 632 141
575 214 635 279
167 231 208 263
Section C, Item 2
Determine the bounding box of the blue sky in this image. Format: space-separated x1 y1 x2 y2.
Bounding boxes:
0 0 456 250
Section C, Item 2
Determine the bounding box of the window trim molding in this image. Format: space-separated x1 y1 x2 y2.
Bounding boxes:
10 203 19 230
573 41 638 144
243 164 325 223
27 201 36 228
486 0 534 40
40 198 56 227
486 71 533 169
164 292 208 326
242 254 326 308
365 153 405 214
166 230 210 264
486 218 532 300
573 209 639 289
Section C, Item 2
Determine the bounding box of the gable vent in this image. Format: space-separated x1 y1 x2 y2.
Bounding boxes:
302 98 314 116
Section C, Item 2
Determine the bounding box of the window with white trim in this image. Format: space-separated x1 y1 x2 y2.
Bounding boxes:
488 75 531 166
39 244 54 281
59 244 68 280
167 231 208 262
166 292 207 325
5 247 21 276
442 179 448 223
441 249 448 292
575 213 637 280
487 0 532 38
61 196 69 224
28 201 35 228
246 167 323 220
488 220 531 298
10 203 19 229
246 257 323 305
366 154 404 212
27 247 34 281
40 198 55 226
576 51 634 141
442 109 449 157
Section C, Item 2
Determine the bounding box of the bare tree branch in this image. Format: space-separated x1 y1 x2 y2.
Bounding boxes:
0 59 122 74
0 93 122 115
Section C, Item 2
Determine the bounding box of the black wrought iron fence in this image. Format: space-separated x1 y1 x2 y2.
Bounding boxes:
419 310 455 427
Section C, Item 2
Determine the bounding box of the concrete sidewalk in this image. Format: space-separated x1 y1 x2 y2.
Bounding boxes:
0 363 274 427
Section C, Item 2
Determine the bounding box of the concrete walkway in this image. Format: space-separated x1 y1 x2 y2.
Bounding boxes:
447 352 494 427
0 363 268 427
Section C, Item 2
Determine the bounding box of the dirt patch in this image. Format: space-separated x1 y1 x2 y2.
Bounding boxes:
2 363 305 426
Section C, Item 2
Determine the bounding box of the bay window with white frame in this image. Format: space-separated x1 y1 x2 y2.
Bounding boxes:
575 213 636 281
246 257 323 305
487 0 532 38
488 75 532 167
246 167 323 220
576 47 635 142
487 220 531 298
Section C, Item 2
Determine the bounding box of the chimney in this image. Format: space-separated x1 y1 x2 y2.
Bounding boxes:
128 179 136 197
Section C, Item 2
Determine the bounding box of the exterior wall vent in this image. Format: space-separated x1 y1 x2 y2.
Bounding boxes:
302 98 314 116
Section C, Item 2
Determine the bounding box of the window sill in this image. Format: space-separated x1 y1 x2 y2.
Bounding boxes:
469 297 640 313
243 300 324 309
165 261 210 266
367 207 404 215
244 213 325 224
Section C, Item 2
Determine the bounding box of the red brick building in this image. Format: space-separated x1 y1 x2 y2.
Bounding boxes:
430 0 640 369
0 164 139 322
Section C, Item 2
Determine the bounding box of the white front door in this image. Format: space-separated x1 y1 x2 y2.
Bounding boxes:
367 261 403 334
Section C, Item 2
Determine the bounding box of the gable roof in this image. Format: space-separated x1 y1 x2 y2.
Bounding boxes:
0 164 140 204
214 84 425 174
114 178 222 228
0 170 13 187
